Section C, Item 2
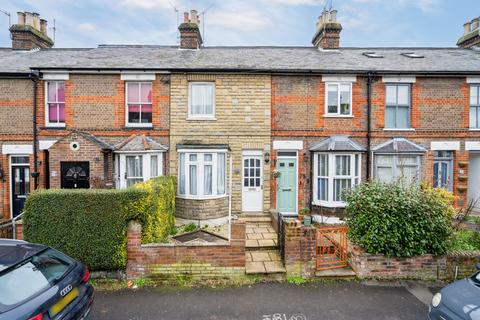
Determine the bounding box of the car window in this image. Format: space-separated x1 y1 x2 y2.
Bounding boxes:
0 248 74 313
473 272 480 284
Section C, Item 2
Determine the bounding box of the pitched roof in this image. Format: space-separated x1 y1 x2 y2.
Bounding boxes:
372 138 427 153
75 131 114 150
1 46 480 74
309 135 365 152
115 134 167 152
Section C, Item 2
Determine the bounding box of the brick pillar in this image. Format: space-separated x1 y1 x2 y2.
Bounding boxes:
284 220 316 278
14 221 23 240
126 220 142 280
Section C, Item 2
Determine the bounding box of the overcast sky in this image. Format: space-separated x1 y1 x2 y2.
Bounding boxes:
0 0 477 48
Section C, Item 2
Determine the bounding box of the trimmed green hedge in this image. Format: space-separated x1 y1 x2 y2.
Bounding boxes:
345 182 454 257
23 176 176 271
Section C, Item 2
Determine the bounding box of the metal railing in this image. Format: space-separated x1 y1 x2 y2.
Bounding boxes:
0 212 24 240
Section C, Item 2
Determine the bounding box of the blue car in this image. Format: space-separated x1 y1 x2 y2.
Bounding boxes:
429 264 480 320
0 239 94 320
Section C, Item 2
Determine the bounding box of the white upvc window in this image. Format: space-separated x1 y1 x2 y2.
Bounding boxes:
178 151 226 198
470 84 480 129
313 153 361 207
45 81 66 127
188 82 215 119
125 82 153 127
374 154 421 185
116 152 163 188
325 82 352 116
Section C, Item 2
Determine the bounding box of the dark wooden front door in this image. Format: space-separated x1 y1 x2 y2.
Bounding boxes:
61 162 90 189
11 165 30 218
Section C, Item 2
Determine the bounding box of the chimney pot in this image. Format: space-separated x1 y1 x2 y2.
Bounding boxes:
32 12 40 30
472 17 479 31
184 12 189 23
40 19 48 35
190 10 198 25
330 10 337 23
464 22 472 35
17 12 26 25
25 12 34 27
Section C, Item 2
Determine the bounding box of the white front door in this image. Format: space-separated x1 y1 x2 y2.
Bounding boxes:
242 153 263 212
468 153 480 213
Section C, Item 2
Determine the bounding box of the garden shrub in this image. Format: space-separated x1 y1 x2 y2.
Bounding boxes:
345 182 454 257
23 188 147 270
134 176 176 243
23 176 177 270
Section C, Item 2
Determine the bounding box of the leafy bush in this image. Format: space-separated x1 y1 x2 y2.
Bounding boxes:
345 182 454 257
23 176 177 270
23 188 147 270
134 176 176 243
450 230 480 251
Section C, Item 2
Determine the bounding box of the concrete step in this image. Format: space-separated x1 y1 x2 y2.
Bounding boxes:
246 238 278 251
315 267 356 279
245 250 286 275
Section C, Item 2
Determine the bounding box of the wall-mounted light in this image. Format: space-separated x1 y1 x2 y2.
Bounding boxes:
264 151 270 164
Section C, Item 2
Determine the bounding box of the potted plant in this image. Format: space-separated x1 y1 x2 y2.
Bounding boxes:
298 207 311 224
272 170 281 179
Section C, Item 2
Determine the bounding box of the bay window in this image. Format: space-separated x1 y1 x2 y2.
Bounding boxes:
178 151 227 198
313 153 361 206
375 154 421 185
188 82 215 118
325 82 352 116
116 152 163 188
126 82 153 126
45 81 65 127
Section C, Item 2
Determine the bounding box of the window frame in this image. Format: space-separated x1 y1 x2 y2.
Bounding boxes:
384 83 411 129
470 84 480 129
324 82 353 117
116 152 163 188
177 150 227 199
312 152 361 207
374 153 421 185
125 81 153 128
187 82 216 120
45 81 66 128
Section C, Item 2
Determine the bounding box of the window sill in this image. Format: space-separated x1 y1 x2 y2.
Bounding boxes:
186 117 217 121
124 124 153 129
312 201 346 208
176 194 228 200
323 115 354 118
383 128 416 132
44 124 66 129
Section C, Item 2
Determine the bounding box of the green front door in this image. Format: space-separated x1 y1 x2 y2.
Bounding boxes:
276 158 297 213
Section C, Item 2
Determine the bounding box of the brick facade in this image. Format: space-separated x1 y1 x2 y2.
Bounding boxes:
272 75 480 214
169 73 271 216
126 220 246 280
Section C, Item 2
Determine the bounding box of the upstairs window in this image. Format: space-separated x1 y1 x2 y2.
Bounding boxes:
385 84 410 129
46 81 65 127
470 85 480 129
126 82 152 126
325 83 352 116
188 82 215 119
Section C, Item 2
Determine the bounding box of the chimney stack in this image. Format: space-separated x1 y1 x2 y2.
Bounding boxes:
178 10 203 49
457 16 480 48
312 9 342 50
10 11 54 50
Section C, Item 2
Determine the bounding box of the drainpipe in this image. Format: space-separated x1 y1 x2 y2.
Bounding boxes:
366 72 373 181
30 71 39 189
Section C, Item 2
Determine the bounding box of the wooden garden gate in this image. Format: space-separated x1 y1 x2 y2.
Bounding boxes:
316 225 349 271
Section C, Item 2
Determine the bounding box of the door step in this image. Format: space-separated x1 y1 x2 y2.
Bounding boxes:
239 214 272 223
315 267 356 279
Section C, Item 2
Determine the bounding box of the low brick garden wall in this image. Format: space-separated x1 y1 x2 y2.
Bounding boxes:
126 220 246 280
283 220 480 281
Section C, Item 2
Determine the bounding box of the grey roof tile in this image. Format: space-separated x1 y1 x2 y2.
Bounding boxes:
310 135 365 152
115 134 167 152
372 138 426 153
0 46 480 74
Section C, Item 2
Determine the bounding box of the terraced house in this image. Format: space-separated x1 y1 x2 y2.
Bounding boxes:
1 9 480 225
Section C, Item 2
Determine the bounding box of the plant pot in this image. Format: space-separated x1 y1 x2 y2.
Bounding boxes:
298 214 304 222
458 161 469 168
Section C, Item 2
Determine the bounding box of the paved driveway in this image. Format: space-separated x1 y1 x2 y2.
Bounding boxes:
89 282 430 320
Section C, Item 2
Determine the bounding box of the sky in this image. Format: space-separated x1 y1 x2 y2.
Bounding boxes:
0 0 477 48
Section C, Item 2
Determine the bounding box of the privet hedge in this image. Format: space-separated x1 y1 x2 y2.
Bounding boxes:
23 176 176 270
345 182 454 257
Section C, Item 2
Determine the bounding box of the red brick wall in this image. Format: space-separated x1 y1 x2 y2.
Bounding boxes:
126 220 246 280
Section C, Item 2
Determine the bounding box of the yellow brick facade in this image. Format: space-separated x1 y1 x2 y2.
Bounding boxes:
169 73 272 214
